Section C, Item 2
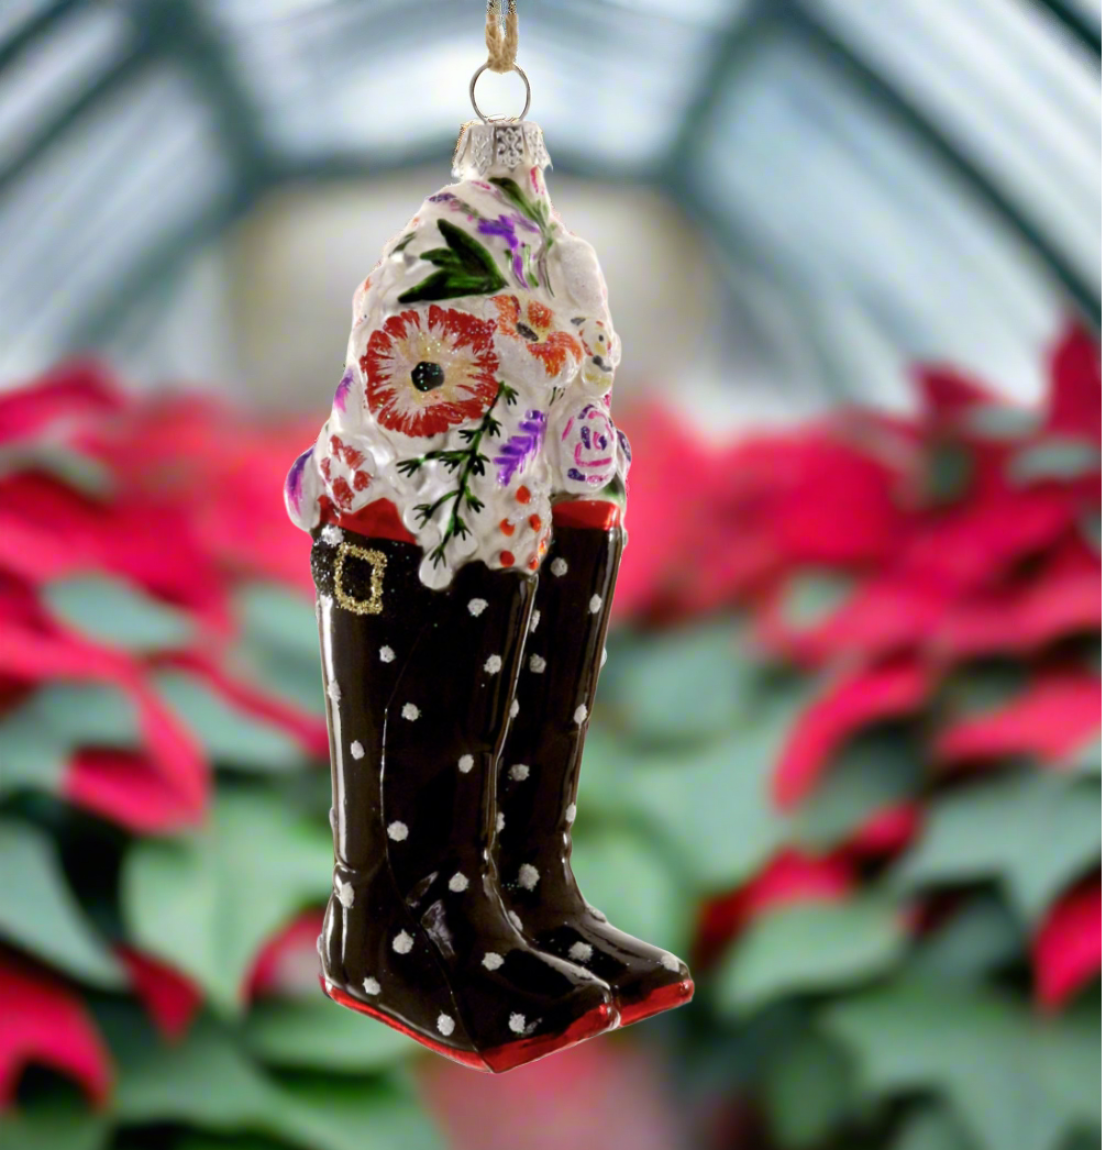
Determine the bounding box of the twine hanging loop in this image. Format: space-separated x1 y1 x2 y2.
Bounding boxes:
484 0 519 73
470 0 530 122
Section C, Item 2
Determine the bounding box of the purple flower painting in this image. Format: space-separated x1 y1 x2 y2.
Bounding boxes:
284 446 313 513
478 213 540 288
333 368 354 412
495 409 546 485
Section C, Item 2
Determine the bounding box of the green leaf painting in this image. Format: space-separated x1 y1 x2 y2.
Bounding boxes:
490 177 553 236
397 219 506 304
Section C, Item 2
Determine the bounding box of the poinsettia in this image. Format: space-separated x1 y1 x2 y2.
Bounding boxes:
670 324 1100 1150
0 367 325 834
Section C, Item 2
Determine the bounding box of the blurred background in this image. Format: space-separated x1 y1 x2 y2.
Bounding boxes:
0 2 1099 1150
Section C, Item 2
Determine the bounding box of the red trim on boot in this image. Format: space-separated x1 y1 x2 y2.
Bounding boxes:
321 979 491 1072
326 498 417 544
480 1000 618 1073
551 500 621 531
616 978 694 1029
321 978 618 1074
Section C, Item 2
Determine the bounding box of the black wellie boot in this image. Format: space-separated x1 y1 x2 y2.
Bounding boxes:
496 517 694 1027
312 526 617 1072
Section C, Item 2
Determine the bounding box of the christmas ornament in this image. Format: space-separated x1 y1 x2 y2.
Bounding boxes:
285 1 692 1072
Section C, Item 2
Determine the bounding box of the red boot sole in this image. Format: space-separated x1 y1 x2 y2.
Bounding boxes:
322 979 492 1070
321 977 618 1074
481 999 618 1073
616 978 694 1029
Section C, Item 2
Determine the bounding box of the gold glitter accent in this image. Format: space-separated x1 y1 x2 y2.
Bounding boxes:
334 543 387 615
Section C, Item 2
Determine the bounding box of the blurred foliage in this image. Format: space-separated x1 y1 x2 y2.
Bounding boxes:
1 331 1100 1150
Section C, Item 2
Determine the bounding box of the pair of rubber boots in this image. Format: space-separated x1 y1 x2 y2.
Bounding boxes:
313 514 693 1073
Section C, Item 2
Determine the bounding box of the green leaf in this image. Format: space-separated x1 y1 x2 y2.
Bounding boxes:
233 582 319 662
0 683 141 796
571 825 692 955
961 405 1043 442
937 663 1028 720
0 1098 111 1150
177 1138 291 1150
0 818 124 987
777 571 857 630
894 1105 978 1150
121 785 333 1014
761 1029 856 1149
622 686 808 893
1080 511 1101 556
1009 438 1098 485
1064 735 1100 777
397 220 505 304
43 574 194 652
891 773 1101 923
106 1010 441 1150
230 583 324 720
822 977 1100 1150
599 620 759 745
153 669 305 773
0 442 114 497
574 723 634 819
243 995 417 1072
714 898 906 1018
910 893 1022 983
922 441 974 506
789 732 922 851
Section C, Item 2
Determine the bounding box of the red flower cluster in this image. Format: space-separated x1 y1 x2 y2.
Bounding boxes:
619 323 1101 1011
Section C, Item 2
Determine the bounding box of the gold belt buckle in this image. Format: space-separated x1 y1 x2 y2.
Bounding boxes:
333 542 387 615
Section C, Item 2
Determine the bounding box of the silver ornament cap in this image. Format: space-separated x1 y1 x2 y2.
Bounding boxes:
453 120 551 180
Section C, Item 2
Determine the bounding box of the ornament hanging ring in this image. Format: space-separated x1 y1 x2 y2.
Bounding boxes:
469 63 531 123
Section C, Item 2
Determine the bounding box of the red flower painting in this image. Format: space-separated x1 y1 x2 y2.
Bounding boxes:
360 306 500 438
492 294 583 380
